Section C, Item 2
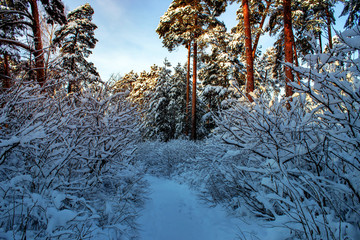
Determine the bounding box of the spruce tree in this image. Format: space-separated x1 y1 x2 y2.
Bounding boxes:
144 63 172 141
53 3 100 93
168 63 187 138
198 24 234 117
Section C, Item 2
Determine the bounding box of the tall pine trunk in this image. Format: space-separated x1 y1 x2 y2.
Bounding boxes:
30 0 46 86
185 41 191 136
283 0 294 98
242 0 254 102
191 39 197 140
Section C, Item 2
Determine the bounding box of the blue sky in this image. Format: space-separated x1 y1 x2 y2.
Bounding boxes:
61 0 191 80
61 0 240 80
61 0 347 81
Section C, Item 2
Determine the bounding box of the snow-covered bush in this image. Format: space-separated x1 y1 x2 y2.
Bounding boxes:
0 81 145 239
134 140 201 177
214 28 360 240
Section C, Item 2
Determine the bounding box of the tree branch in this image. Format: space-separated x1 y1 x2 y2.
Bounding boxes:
0 38 34 52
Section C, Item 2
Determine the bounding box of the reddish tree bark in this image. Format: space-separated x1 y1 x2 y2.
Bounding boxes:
29 0 46 86
191 39 197 140
185 41 191 136
242 0 254 102
283 0 294 98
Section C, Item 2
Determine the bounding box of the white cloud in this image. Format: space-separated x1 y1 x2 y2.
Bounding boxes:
95 0 125 22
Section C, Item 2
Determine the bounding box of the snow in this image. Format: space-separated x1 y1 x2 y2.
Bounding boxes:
138 175 285 240
46 208 77 234
138 175 240 240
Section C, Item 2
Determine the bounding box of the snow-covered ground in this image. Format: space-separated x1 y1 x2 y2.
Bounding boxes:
138 175 287 240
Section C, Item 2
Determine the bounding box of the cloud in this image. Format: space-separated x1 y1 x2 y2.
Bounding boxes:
96 0 125 22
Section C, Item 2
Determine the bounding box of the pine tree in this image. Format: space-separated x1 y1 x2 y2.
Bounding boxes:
283 0 294 98
0 0 23 90
157 0 227 140
111 71 138 95
242 0 254 101
130 69 157 109
53 3 100 93
157 0 199 139
230 0 274 100
168 63 187 138
0 0 66 86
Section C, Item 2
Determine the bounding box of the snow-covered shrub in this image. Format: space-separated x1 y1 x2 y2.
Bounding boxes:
134 139 202 177
215 28 360 240
0 81 145 239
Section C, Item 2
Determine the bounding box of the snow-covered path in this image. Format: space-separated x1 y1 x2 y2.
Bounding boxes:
137 176 243 240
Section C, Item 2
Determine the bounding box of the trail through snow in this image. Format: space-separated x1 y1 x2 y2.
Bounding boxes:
137 175 283 240
138 176 241 240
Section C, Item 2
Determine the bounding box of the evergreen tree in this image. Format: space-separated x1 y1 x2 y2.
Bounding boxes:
157 0 227 140
242 0 255 101
0 0 66 86
283 0 294 98
230 0 274 100
53 3 100 93
130 69 157 109
157 0 199 139
255 46 281 97
111 71 138 95
0 0 24 90
168 63 187 138
142 62 172 141
198 24 234 116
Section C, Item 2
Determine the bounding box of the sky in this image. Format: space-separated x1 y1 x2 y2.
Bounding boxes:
61 0 239 81
61 0 347 81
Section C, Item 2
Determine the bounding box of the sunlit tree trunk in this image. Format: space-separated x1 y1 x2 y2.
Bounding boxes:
30 0 46 86
191 39 197 140
185 41 191 136
283 0 294 98
242 0 254 102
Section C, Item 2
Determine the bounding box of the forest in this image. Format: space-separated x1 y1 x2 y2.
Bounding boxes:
0 0 359 239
